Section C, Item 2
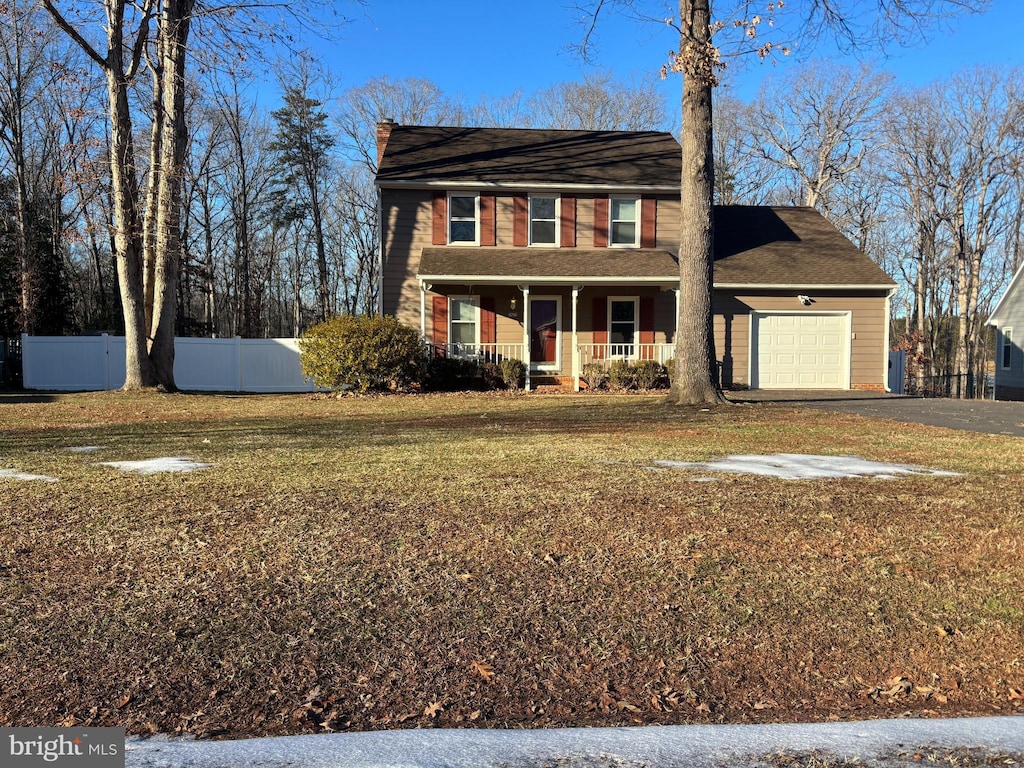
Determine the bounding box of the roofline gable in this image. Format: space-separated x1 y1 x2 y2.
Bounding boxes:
987 260 1024 326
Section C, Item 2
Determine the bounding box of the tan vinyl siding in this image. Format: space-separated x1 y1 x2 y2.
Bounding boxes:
381 188 433 327
655 196 680 249
713 290 889 389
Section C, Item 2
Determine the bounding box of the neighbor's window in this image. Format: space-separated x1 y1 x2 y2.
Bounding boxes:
609 297 638 356
610 197 638 246
530 195 558 245
449 297 478 346
448 193 478 244
1002 328 1013 370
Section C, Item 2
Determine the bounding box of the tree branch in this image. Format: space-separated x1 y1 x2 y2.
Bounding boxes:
39 1 108 70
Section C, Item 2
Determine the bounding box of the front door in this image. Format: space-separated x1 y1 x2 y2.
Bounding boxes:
529 297 560 371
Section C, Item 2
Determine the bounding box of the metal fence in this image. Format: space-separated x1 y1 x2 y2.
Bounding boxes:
1 337 22 388
904 372 993 400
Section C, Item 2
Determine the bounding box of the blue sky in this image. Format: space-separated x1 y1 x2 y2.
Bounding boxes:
310 0 1021 111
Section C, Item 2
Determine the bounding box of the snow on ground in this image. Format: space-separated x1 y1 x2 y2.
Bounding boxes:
125 716 1024 768
653 454 962 481
0 467 59 482
99 457 215 475
65 445 103 453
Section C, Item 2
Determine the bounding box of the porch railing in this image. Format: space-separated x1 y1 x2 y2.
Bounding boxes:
427 342 526 364
577 343 676 367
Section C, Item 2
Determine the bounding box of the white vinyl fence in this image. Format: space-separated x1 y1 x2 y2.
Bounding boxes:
21 334 318 392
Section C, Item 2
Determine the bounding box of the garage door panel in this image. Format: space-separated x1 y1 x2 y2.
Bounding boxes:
753 313 848 389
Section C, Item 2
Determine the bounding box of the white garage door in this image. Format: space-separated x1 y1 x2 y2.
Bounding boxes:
752 313 849 389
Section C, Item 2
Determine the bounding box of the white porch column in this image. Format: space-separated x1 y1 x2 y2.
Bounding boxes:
519 285 530 391
571 285 581 391
419 282 431 342
674 288 681 341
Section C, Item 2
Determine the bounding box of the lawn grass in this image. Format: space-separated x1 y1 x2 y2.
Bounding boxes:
0 391 1022 738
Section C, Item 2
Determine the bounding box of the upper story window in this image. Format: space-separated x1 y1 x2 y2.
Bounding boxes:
448 193 479 244
1001 328 1013 370
529 195 559 246
610 197 639 247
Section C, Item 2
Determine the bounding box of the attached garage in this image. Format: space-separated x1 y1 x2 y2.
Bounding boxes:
712 206 898 392
750 312 850 389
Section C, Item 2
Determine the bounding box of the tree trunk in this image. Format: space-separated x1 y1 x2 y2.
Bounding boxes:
149 0 194 390
106 59 156 389
672 0 726 405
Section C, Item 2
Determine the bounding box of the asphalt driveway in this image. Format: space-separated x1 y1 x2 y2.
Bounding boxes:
731 390 1024 438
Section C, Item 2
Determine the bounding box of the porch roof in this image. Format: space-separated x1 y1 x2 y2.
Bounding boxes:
418 247 680 284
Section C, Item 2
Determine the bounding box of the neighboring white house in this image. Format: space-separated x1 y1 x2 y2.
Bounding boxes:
987 262 1024 400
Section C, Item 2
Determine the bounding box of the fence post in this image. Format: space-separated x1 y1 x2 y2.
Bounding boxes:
236 336 243 392
102 333 110 391
20 333 28 389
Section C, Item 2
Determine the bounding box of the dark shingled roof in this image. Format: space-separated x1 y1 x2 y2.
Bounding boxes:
419 207 895 287
419 248 679 280
377 126 681 187
713 206 895 287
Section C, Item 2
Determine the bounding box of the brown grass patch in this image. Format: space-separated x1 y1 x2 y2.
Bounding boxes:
0 392 1022 737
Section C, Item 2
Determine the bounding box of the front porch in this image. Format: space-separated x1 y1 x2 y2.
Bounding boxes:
427 341 677 391
415 245 682 390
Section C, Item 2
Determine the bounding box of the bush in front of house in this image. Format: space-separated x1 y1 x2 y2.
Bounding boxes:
608 359 635 391
664 357 675 386
581 362 609 391
422 355 480 391
299 315 423 392
499 358 526 390
633 360 667 390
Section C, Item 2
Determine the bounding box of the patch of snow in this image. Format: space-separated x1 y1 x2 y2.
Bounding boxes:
123 716 1024 768
99 457 214 475
65 446 102 453
0 468 59 483
654 454 961 481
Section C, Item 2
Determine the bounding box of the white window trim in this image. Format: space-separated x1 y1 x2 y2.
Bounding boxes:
448 295 480 349
528 193 561 247
447 192 480 246
1001 327 1013 371
609 196 640 248
608 295 639 359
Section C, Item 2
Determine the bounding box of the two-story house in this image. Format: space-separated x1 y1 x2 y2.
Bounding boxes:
376 122 896 391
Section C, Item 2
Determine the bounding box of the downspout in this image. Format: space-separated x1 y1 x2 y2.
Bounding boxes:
884 287 894 392
572 285 581 391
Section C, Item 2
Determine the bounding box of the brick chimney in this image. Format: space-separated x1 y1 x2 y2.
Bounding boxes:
376 118 396 168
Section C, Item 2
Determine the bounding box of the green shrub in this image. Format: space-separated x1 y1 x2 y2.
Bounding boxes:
581 362 609 391
423 356 479 392
479 361 505 390
499 358 526 390
608 359 635 391
633 360 667 389
299 315 423 393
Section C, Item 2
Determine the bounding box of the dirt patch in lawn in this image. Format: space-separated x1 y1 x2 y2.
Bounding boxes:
0 392 1021 738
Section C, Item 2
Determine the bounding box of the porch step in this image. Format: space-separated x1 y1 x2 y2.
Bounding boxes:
529 375 574 392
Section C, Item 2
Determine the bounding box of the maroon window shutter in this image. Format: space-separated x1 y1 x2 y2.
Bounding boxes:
592 297 607 359
513 195 528 246
593 196 609 247
639 296 655 357
432 295 448 346
480 194 496 246
560 195 576 247
432 192 447 245
480 296 496 344
641 197 657 248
